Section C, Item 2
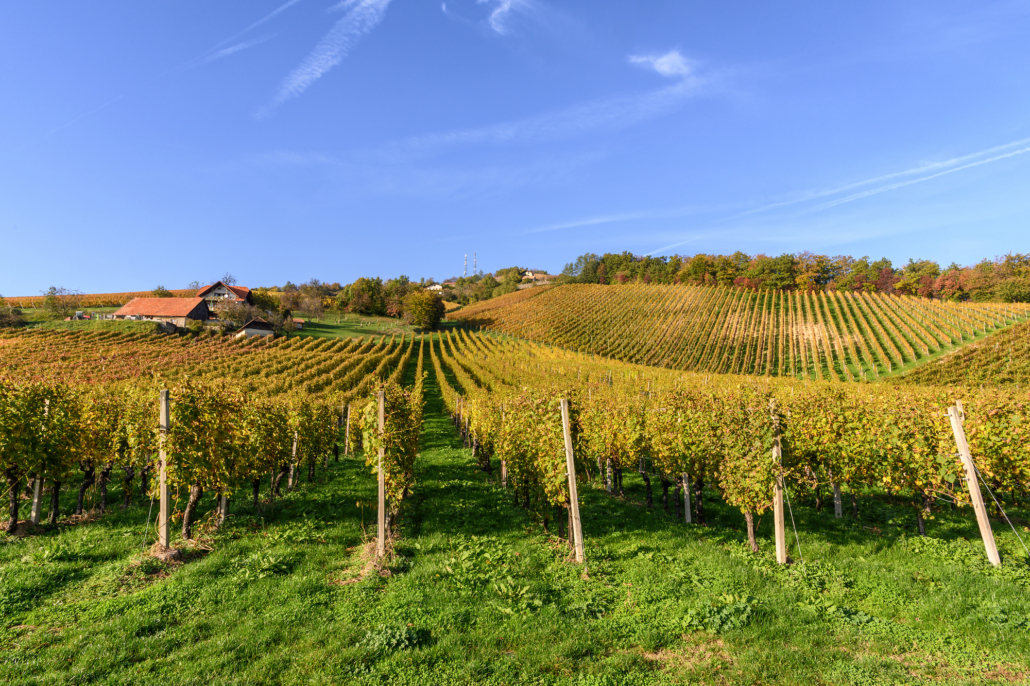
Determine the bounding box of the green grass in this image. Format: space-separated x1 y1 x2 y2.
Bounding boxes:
294 314 418 340
2 370 1030 684
28 319 162 334
16 307 123 326
294 315 469 341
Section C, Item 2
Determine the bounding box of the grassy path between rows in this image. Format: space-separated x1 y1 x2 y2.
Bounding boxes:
2 368 1030 684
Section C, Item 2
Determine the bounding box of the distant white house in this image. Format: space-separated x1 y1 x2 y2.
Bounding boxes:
427 284 443 291
521 271 555 284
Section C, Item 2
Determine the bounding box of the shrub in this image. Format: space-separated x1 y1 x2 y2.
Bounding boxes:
403 290 445 330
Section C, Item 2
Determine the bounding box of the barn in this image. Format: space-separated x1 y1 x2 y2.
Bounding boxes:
236 317 275 339
113 298 209 327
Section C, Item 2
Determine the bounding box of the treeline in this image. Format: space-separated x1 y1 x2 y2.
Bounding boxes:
561 251 1030 303
248 277 446 330
432 267 529 305
310 267 529 322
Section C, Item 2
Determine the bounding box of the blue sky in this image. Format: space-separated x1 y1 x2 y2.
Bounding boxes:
2 0 1029 294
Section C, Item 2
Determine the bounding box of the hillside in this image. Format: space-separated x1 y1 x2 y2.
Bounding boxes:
446 284 553 319
2 289 195 308
895 319 1030 387
448 283 1030 381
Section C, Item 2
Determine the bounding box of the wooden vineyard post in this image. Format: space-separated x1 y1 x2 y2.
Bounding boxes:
560 399 585 564
335 400 347 462
30 477 43 525
947 404 1001 567
158 390 171 549
500 406 507 488
773 436 787 564
833 482 843 519
288 431 298 490
30 399 50 525
377 390 386 558
682 473 691 524
345 404 352 456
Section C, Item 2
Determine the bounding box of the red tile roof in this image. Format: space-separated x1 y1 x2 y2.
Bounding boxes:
196 282 251 301
114 297 207 318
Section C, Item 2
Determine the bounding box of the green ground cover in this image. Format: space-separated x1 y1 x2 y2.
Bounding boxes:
293 314 417 340
16 306 122 326
2 368 1030 684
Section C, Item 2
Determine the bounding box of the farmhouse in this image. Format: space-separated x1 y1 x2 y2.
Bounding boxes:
113 297 209 327
523 271 555 284
293 318 305 330
197 281 253 309
235 317 275 339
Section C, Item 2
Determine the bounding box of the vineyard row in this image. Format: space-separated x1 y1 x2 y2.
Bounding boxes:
426 328 1028 561
450 284 1030 381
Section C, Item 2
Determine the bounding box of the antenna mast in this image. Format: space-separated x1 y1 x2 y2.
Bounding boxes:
464 254 467 277
474 252 477 272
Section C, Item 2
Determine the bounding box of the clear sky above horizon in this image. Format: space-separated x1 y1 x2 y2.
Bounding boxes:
2 0 1029 295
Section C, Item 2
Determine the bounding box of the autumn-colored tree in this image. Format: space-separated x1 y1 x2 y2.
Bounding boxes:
403 290 445 330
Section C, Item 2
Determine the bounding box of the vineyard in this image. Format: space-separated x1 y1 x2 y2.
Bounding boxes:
1 289 196 309
425 328 1029 552
0 327 415 394
450 283 1030 380
3 324 1030 683
0 328 425 540
896 319 1030 388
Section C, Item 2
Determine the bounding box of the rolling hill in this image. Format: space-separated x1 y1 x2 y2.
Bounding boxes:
448 283 1030 381
895 319 1030 387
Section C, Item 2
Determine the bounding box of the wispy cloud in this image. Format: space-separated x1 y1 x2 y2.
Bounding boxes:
214 147 599 200
522 205 719 235
477 0 535 35
19 4 299 151
387 46 705 151
258 0 392 116
398 77 704 152
629 49 694 79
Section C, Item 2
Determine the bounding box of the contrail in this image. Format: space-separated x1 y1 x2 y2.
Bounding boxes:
260 0 392 115
647 233 711 256
209 0 305 52
808 144 1030 212
191 36 276 67
400 79 699 151
735 135 1030 218
18 5 296 151
39 94 126 141
645 135 1030 255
